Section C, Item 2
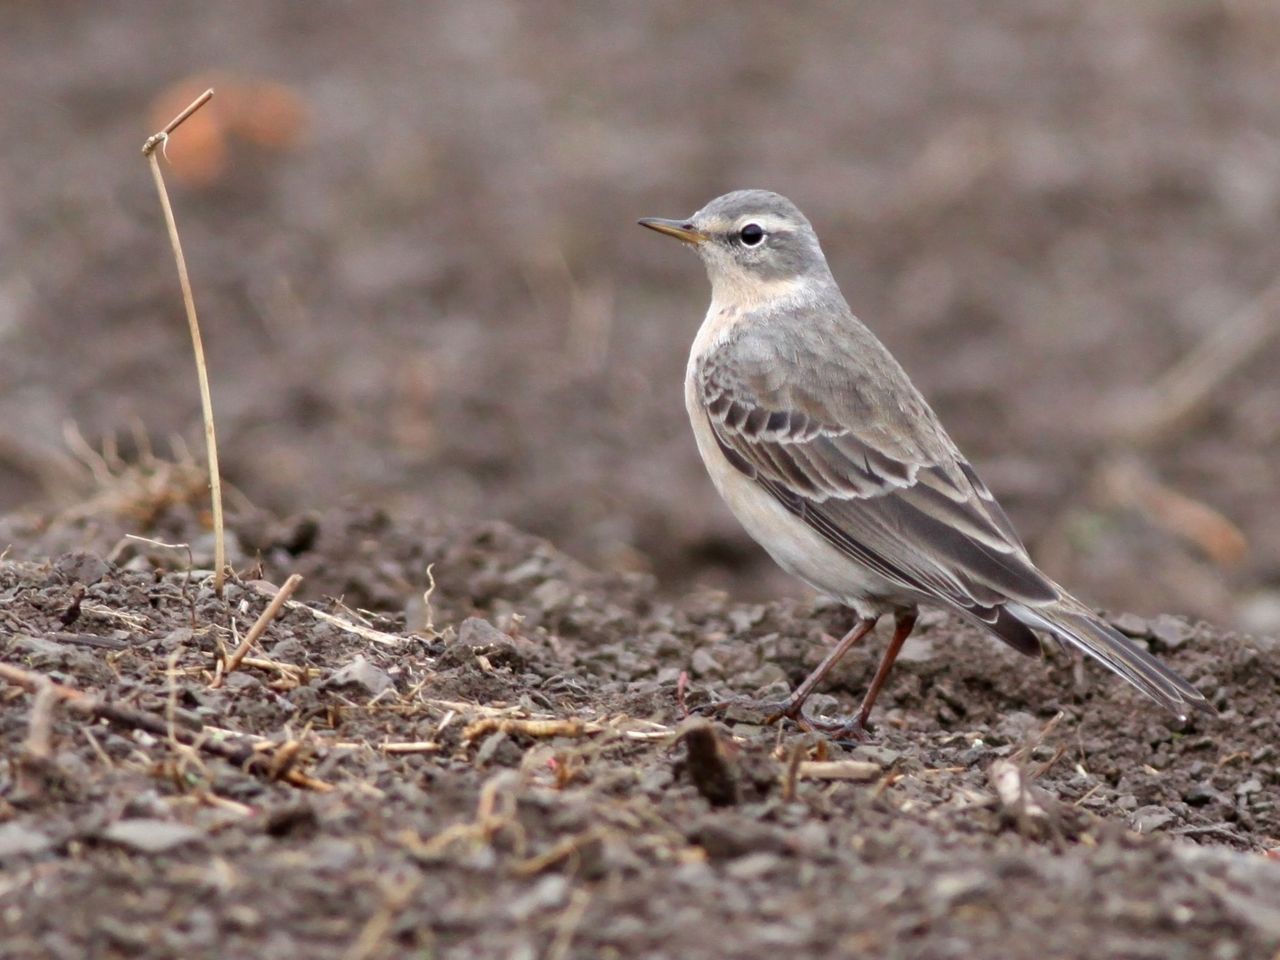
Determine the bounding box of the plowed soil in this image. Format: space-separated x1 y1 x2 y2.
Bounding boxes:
1 505 1277 959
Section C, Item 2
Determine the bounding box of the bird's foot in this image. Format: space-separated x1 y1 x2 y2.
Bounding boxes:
800 712 875 744
694 696 875 742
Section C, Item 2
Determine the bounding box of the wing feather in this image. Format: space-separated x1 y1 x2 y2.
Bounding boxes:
698 330 1059 621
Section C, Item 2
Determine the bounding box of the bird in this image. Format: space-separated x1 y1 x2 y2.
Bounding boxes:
638 189 1213 737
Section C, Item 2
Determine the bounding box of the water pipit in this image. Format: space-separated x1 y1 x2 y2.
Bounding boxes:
640 189 1212 737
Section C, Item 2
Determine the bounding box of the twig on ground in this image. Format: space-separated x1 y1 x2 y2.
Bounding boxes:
1010 710 1065 766
421 563 438 636
378 741 440 754
989 758 1050 832
781 740 806 802
1073 783 1103 807
249 580 405 647
122 533 194 568
217 573 303 683
142 88 226 594
13 678 62 799
461 713 673 743
23 679 58 761
794 759 882 783
343 873 421 960
0 660 330 791
194 790 255 818
42 632 128 651
79 603 149 629
80 726 114 771
165 647 183 744
464 716 590 741
412 770 526 858
511 828 606 877
235 657 314 690
547 887 593 960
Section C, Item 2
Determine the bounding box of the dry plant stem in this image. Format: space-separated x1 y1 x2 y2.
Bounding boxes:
221 573 303 679
0 660 329 791
453 710 671 743
781 740 806 802
989 758 1050 831
421 563 438 635
794 760 882 782
249 581 405 647
547 888 592 960
142 88 226 594
463 716 590 741
379 741 439 754
511 828 606 877
24 680 58 760
239 656 313 680
343 875 421 960
141 88 213 155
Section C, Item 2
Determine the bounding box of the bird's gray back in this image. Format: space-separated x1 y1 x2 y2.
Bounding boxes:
703 288 963 473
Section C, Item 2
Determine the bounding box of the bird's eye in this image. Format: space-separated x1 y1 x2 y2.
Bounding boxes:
738 223 765 246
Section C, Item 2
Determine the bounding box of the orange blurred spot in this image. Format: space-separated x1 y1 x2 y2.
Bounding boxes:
149 74 306 186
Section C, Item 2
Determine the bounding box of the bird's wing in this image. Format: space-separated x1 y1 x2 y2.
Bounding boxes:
697 327 1060 626
697 320 1213 719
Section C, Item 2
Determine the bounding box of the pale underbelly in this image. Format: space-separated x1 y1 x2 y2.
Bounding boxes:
684 372 910 616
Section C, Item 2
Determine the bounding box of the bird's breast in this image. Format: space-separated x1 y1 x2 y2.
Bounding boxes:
689 301 741 364
682 308 903 615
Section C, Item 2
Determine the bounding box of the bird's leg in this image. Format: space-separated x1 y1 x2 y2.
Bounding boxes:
692 617 878 726
820 609 917 740
765 616 879 724
692 617 887 729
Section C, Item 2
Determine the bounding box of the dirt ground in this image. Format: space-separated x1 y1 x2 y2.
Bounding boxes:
2 2 1280 959
1 503 1278 960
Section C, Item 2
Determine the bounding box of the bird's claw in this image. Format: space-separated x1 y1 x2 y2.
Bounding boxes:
801 713 874 744
692 695 875 742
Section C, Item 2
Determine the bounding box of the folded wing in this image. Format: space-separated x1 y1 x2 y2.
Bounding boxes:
698 330 1060 642
698 323 1214 716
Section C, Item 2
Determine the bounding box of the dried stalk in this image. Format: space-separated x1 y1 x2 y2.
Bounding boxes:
0 660 329 791
141 88 226 594
219 573 303 681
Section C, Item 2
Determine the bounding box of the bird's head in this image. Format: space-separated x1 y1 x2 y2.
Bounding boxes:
639 189 832 305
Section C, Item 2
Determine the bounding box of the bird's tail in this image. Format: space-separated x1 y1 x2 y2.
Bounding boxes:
1007 597 1215 721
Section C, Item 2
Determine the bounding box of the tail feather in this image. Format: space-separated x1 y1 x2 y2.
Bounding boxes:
986 607 1043 658
1008 599 1215 721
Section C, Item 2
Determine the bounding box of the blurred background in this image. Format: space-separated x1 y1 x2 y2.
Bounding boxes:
0 1 1277 631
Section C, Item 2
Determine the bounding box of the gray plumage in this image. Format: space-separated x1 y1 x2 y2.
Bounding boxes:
641 189 1212 723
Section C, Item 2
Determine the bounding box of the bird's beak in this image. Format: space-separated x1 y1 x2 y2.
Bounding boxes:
637 217 707 245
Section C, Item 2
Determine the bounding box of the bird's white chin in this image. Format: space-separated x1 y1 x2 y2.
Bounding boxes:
706 268 809 312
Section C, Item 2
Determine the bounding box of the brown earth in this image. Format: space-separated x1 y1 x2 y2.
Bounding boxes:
1 502 1279 960
0 504 1274 960
2 2 1280 958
